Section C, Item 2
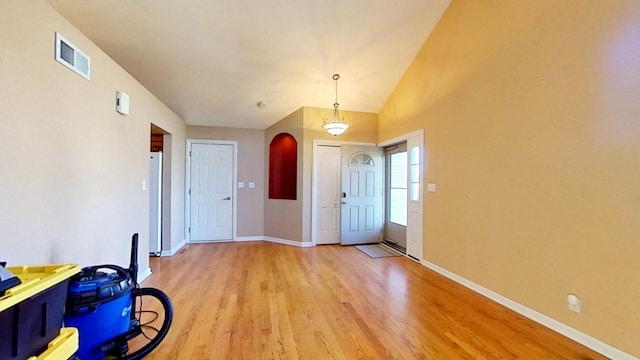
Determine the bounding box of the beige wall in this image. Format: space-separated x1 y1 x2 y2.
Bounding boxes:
0 1 186 274
379 0 640 356
186 126 265 237
264 108 305 241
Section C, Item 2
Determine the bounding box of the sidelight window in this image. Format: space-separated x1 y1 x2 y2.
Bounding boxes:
389 151 407 226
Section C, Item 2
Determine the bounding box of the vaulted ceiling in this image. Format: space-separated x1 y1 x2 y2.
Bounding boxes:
48 0 450 129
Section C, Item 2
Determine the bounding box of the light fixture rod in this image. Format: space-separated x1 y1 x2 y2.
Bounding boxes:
323 73 351 136
333 73 340 105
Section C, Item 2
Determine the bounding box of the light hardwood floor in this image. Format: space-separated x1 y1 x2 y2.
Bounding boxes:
140 242 605 359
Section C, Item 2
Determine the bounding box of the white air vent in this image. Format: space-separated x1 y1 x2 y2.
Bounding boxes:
55 32 90 80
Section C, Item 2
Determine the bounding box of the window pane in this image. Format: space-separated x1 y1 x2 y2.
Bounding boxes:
410 183 419 201
390 152 407 188
349 152 374 166
410 146 419 165
410 164 419 183
409 145 420 202
389 188 407 225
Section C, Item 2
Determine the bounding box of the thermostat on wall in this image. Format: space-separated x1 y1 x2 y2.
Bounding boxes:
116 91 130 115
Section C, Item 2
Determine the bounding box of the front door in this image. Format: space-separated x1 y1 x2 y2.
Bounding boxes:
189 143 234 241
340 145 383 245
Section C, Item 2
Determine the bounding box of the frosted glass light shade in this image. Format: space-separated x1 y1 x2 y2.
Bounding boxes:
323 121 350 136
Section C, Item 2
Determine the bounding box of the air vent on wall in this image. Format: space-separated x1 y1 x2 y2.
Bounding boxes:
55 32 90 80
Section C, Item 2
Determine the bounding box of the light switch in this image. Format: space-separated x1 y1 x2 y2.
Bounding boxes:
248 182 256 189
427 183 437 192
142 180 147 190
238 182 245 188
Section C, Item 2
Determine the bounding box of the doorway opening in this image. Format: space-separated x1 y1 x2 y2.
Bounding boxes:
150 124 171 257
384 142 407 254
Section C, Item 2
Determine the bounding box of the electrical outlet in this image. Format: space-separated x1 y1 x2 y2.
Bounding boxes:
567 294 581 313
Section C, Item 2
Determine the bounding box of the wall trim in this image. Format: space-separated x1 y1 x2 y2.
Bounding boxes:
137 267 152 284
235 236 265 242
187 235 315 248
234 235 313 247
170 236 314 248
160 238 187 257
420 259 638 360
189 239 231 244
378 129 424 147
264 236 313 248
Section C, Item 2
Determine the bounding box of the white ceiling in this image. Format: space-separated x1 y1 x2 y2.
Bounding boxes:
48 0 450 129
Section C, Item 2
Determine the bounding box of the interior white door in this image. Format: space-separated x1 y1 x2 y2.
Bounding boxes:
341 145 383 245
316 145 341 245
406 134 424 260
149 152 162 255
189 143 234 241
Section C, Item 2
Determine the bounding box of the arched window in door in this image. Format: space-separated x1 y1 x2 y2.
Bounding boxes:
348 152 375 166
269 133 297 200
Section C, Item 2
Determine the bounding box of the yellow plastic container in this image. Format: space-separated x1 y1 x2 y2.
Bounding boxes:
0 264 80 359
27 328 79 360
0 264 80 311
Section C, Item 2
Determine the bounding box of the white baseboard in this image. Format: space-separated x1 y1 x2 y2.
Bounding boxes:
182 236 312 248
137 267 152 284
160 239 187 257
232 235 312 247
263 236 313 248
189 239 231 244
420 259 638 360
235 236 264 242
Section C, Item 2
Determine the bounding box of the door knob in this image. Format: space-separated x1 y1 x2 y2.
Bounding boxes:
222 196 231 200
341 201 347 205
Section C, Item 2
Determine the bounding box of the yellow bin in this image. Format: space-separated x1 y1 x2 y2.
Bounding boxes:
0 264 80 360
0 264 80 310
27 328 79 360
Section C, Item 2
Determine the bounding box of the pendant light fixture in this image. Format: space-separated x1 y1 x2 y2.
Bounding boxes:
323 74 351 136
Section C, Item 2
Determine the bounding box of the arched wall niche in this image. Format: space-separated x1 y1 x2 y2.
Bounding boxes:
269 133 297 200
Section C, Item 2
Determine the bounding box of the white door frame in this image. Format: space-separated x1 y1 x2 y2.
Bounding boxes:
149 151 163 255
311 139 378 246
379 130 424 261
185 139 238 243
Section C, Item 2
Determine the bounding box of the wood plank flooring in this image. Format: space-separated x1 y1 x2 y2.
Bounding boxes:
140 242 606 359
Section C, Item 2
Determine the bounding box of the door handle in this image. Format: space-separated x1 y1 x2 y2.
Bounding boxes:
341 201 347 205
222 196 231 200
